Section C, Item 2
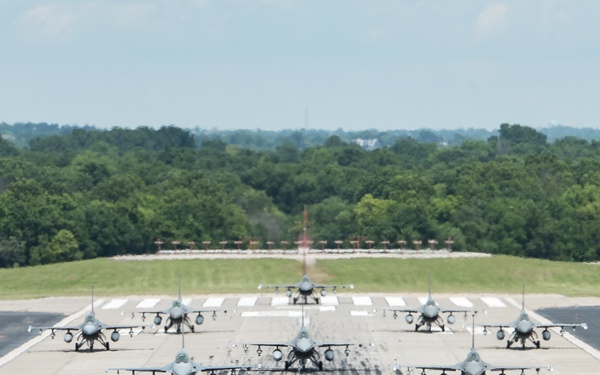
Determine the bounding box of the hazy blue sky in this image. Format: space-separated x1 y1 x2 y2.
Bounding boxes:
1 1 599 131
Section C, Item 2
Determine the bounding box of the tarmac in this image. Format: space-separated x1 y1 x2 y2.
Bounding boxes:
0 292 598 374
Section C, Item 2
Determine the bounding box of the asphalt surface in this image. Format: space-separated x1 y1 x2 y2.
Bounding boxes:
0 311 64 357
0 293 598 374
536 306 600 350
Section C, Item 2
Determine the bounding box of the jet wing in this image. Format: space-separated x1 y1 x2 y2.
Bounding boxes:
193 362 256 372
381 308 420 316
487 364 547 373
106 363 172 373
312 283 354 290
534 322 588 330
397 364 462 374
101 323 145 331
258 283 299 291
28 324 81 334
314 340 365 348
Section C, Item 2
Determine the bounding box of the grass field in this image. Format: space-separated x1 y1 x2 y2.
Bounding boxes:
0 255 599 299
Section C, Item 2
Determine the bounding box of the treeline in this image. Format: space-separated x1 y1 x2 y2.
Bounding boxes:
2 123 600 267
7 121 600 151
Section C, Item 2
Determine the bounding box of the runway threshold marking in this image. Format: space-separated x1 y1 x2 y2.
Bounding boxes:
450 297 473 308
136 298 161 309
481 297 506 307
385 297 406 306
241 311 303 317
320 296 339 305
203 297 225 307
237 297 258 306
350 311 373 317
352 296 373 306
102 299 128 309
271 297 290 306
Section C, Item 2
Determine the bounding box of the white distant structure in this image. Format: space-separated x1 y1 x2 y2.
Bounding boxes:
353 138 380 150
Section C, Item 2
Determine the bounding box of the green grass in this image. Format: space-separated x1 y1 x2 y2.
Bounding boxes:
0 255 599 299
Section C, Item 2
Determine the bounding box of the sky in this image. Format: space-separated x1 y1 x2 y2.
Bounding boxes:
1 1 599 131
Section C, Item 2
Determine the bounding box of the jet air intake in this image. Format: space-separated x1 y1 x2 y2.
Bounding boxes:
272 349 283 361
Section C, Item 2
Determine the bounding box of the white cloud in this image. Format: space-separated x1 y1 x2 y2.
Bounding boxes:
18 4 77 42
474 3 508 40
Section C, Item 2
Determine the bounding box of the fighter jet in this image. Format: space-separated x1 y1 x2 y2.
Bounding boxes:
382 274 474 332
237 310 367 370
481 284 588 349
394 315 550 375
107 331 256 375
136 274 225 334
28 286 144 351
258 274 354 304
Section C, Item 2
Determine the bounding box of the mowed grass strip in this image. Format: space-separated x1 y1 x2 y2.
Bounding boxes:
0 255 599 299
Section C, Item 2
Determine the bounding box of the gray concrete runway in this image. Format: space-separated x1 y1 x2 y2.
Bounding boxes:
0 293 598 374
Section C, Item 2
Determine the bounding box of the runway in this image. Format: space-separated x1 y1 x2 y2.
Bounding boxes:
0 293 598 374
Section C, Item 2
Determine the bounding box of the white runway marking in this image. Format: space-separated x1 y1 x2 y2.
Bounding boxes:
237 297 258 306
320 296 339 305
418 297 428 305
481 297 506 307
182 298 192 306
352 296 373 306
466 326 487 335
203 297 225 307
271 297 290 306
319 306 336 312
450 297 473 308
385 297 406 306
102 299 127 310
136 298 160 309
241 311 302 317
350 311 373 317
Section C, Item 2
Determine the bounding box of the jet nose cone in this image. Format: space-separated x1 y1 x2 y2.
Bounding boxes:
296 339 313 353
82 324 97 336
517 320 532 333
423 305 438 318
171 307 183 319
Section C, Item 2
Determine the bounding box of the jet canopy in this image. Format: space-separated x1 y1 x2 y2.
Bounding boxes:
175 352 189 364
466 350 481 363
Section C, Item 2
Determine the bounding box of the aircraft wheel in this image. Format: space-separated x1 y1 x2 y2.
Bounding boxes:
191 326 195 333
284 361 290 370
75 343 79 351
318 361 323 370
506 340 511 348
164 326 168 333
176 327 181 334
315 298 320 304
415 324 419 332
535 341 540 348
441 325 445 332
105 342 110 351
89 342 94 352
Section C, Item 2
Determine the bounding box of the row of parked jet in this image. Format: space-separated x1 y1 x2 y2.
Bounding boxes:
27 273 587 374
